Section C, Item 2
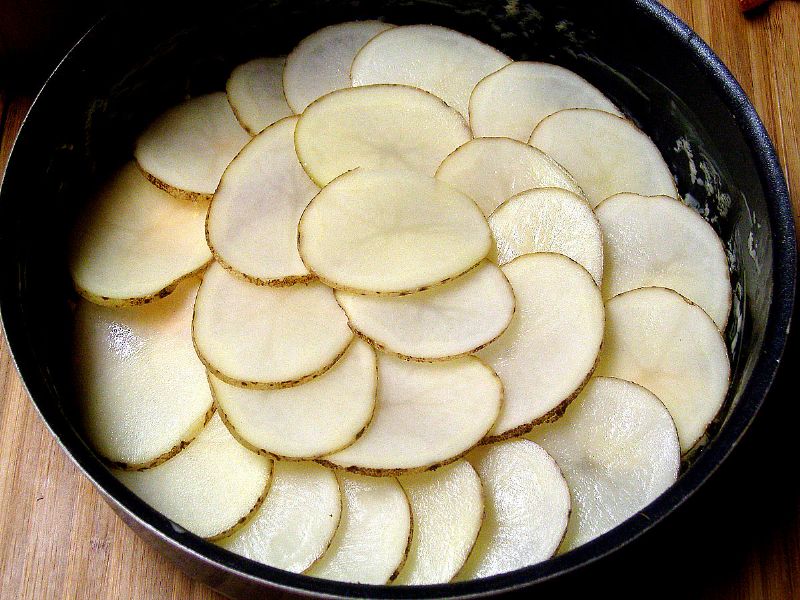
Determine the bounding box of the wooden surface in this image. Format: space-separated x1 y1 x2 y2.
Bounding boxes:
0 1 798 598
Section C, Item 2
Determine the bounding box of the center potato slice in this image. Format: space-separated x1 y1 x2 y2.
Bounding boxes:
294 85 471 186
320 353 502 475
193 263 353 388
298 168 491 295
335 261 514 361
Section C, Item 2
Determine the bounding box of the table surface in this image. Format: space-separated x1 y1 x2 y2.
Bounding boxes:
1 1 799 598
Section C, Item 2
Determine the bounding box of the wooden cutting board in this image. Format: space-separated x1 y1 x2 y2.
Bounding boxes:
0 1 798 598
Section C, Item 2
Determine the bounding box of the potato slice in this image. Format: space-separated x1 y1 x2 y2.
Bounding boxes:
351 25 511 119
529 108 678 207
217 461 341 573
207 116 318 286
320 353 502 475
226 57 293 134
596 193 731 329
306 472 411 584
527 377 680 551
115 413 272 540
435 137 582 216
298 168 491 295
469 61 622 141
74 278 212 469
283 20 394 113
134 92 251 200
596 287 730 453
69 162 211 306
394 460 483 585
294 84 471 186
193 263 353 388
210 339 377 459
489 188 604 285
335 261 514 361
456 439 570 580
478 253 604 439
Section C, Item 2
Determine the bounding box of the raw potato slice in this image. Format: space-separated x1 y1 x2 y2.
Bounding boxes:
218 461 341 572
351 25 511 118
74 278 212 468
321 354 502 475
477 254 604 439
298 168 491 295
596 287 730 453
456 440 570 580
193 263 352 388
210 339 377 459
207 116 318 285
596 193 731 329
469 61 622 141
529 108 678 207
335 261 514 360
395 460 483 585
306 473 411 584
69 162 211 305
226 57 293 134
527 377 680 551
295 84 471 186
435 137 582 216
115 413 272 539
283 20 394 112
489 188 604 285
134 92 251 200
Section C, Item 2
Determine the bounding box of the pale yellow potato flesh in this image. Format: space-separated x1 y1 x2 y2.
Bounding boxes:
217 461 341 573
298 168 491 295
69 162 211 305
115 413 272 539
283 20 395 112
306 473 411 584
528 377 680 551
595 287 730 453
226 57 293 134
351 24 511 118
395 460 483 585
435 137 583 216
74 278 212 468
596 192 731 330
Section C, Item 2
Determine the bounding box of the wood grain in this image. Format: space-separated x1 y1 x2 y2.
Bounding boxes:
0 1 798 598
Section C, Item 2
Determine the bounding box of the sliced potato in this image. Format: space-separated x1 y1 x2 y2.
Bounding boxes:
298 168 491 295
226 57 293 134
321 353 502 475
529 108 678 207
294 84 471 186
477 253 604 439
351 24 511 118
528 377 680 551
283 20 395 112
394 460 484 585
435 137 582 216
193 263 353 388
74 278 212 469
115 413 272 539
210 339 377 459
335 261 514 361
456 439 570 580
596 192 731 329
489 187 603 285
469 61 622 141
306 472 411 584
207 116 318 286
69 162 211 305
218 461 341 573
134 92 251 200
596 287 730 453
